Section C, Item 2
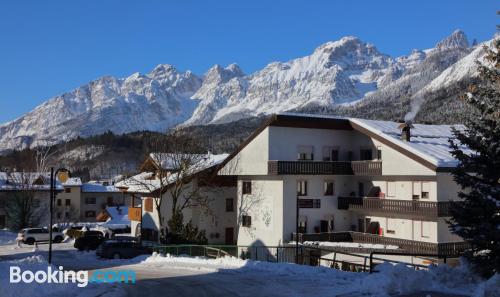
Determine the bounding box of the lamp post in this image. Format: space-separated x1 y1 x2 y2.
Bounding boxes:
295 194 299 264
48 167 70 265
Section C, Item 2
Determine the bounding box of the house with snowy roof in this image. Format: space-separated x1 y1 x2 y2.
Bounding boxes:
54 179 131 223
218 113 469 265
116 152 237 244
0 172 65 228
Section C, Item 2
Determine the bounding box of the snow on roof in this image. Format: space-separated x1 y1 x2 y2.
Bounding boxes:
117 152 229 193
63 177 82 187
0 172 64 191
350 118 469 167
276 113 470 168
81 181 120 193
102 206 130 227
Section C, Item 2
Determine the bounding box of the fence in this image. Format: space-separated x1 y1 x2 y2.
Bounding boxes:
143 243 432 273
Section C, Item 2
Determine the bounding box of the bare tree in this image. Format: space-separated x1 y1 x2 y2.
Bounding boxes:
4 172 48 230
126 132 217 243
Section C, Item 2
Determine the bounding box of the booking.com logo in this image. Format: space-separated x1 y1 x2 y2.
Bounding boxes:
10 266 136 287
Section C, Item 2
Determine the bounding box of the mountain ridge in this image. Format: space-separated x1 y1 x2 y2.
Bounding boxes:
0 29 491 153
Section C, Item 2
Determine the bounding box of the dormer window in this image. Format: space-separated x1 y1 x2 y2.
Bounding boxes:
297 146 314 161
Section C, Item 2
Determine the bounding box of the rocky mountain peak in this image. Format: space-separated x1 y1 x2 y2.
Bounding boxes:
435 30 469 51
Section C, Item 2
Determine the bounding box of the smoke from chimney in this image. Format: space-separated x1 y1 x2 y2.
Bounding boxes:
404 94 425 122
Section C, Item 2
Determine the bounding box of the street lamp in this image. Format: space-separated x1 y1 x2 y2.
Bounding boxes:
48 167 71 265
296 194 299 264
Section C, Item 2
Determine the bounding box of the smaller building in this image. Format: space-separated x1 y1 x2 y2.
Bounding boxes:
55 180 131 223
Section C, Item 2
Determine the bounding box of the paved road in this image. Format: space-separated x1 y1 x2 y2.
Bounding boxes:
0 243 471 297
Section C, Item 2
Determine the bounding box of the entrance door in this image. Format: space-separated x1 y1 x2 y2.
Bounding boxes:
225 227 234 245
320 220 329 233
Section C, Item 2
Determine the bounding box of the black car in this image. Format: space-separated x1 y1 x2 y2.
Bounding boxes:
96 239 151 259
74 231 106 251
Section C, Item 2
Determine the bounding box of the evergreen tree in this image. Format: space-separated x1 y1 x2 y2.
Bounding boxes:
448 39 500 277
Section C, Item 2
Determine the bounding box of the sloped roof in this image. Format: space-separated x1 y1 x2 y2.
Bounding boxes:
117 152 229 194
350 118 468 168
0 172 64 191
82 182 120 193
218 113 469 172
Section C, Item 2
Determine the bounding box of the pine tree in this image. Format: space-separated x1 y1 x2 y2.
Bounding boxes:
448 38 500 277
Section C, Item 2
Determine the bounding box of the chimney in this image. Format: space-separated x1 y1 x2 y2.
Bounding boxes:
398 122 413 142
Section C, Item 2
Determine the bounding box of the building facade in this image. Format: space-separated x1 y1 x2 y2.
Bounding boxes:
218 113 467 261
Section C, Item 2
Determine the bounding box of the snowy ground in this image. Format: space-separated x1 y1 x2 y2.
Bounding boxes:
0 229 17 245
0 241 497 297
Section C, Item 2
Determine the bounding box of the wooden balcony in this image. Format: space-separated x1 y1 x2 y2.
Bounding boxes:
337 196 452 219
293 231 469 257
268 160 382 176
128 207 142 222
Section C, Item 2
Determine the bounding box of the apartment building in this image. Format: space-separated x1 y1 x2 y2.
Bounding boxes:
55 179 131 223
117 152 237 244
218 113 468 261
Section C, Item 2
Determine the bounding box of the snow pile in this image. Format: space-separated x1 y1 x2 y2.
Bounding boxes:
302 241 399 250
141 253 498 297
0 230 17 245
360 261 499 297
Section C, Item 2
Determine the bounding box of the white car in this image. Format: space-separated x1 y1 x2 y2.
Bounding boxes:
17 228 64 245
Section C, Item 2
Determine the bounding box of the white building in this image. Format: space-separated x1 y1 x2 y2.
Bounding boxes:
117 152 238 244
217 113 469 263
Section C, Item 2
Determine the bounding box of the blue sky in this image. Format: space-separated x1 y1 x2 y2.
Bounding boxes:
0 0 497 123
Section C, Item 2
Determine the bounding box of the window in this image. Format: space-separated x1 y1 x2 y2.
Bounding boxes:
377 147 382 160
144 198 153 212
242 215 252 227
387 182 396 197
65 199 71 206
324 181 334 196
386 218 395 234
57 199 62 206
85 197 96 204
242 181 252 195
56 213 61 219
226 198 234 212
297 180 308 196
107 197 114 206
360 149 373 160
65 212 69 219
422 182 431 199
322 147 339 161
421 221 431 238
85 211 96 218
347 151 353 161
65 188 71 193
358 182 365 197
297 145 314 160
298 220 307 233
298 199 321 208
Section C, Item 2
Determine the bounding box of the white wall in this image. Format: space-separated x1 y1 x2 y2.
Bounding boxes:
220 128 269 176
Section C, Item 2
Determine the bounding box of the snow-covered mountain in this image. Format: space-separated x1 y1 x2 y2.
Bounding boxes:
0 65 201 151
0 30 489 152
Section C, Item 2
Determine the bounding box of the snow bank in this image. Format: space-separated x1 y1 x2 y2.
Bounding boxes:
0 229 17 245
141 253 499 297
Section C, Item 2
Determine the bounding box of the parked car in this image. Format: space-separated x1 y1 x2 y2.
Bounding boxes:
96 239 151 259
17 228 64 245
74 231 106 251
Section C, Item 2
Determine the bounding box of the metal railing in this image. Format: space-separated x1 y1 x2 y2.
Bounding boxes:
143 243 430 273
268 160 382 176
293 232 469 257
337 197 453 218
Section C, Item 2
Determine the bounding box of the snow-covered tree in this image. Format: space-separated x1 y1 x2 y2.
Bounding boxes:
448 39 500 277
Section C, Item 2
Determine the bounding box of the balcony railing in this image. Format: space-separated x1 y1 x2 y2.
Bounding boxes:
268 160 382 176
128 207 142 222
292 231 469 257
337 196 453 218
